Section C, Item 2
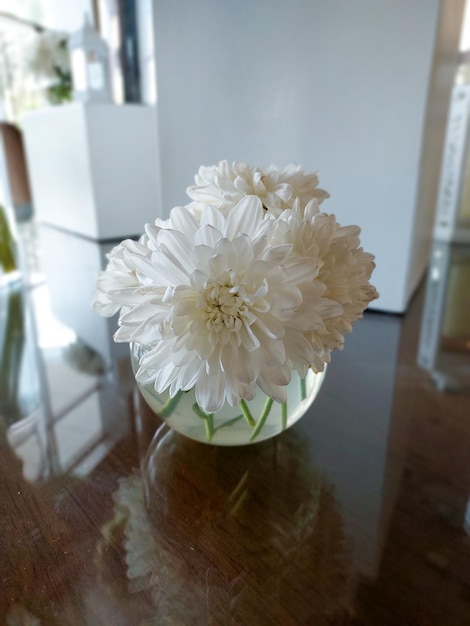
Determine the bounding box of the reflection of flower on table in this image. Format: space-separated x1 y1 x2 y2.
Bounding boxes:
97 427 352 624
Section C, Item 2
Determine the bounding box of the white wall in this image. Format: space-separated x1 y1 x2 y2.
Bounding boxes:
151 0 463 313
38 0 94 32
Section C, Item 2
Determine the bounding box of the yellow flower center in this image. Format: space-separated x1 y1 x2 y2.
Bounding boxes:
203 280 247 332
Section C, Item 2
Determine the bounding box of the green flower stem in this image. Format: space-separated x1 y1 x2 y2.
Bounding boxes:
203 416 215 441
239 399 256 427
250 397 274 442
192 403 209 420
158 389 184 418
192 403 214 441
300 377 307 401
281 401 288 431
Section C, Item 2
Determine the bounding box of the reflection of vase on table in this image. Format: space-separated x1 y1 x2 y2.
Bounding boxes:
97 428 352 624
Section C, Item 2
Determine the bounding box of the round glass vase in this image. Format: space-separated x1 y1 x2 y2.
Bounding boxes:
130 343 326 446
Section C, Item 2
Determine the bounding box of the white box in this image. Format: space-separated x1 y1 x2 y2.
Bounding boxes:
22 103 161 240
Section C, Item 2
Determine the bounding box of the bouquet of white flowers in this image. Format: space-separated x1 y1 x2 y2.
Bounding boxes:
93 162 378 443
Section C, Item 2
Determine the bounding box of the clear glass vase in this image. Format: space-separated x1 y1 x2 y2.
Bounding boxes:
130 343 326 446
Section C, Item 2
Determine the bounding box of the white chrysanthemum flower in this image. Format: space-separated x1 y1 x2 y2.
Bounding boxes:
187 160 329 217
93 161 378 428
92 238 152 317
93 197 341 413
274 200 378 368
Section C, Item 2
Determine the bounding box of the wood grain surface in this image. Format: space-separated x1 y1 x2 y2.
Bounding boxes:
1 276 470 625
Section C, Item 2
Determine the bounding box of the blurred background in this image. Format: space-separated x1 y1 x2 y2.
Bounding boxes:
0 0 469 411
1 0 470 308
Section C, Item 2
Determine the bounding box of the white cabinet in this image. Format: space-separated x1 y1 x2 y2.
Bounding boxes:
22 103 161 240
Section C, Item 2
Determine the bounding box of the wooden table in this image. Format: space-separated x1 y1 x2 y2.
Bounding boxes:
1 256 470 625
